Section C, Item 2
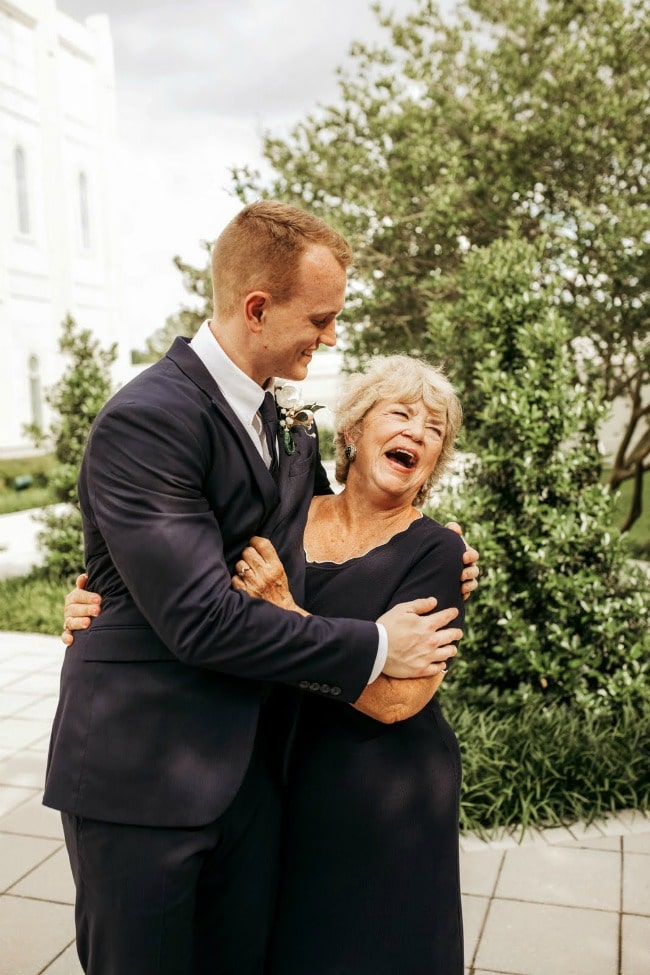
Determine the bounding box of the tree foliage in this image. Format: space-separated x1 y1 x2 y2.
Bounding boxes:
430 236 649 709
228 0 649 531
28 316 117 579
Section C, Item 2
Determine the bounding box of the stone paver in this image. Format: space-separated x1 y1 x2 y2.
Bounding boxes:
0 628 648 975
41 943 83 975
497 844 621 911
460 847 505 898
624 852 650 916
0 833 61 891
461 893 490 967
474 900 619 975
0 895 75 975
621 915 650 975
9 846 75 904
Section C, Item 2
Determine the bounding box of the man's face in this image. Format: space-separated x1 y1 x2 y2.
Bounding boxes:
257 244 347 383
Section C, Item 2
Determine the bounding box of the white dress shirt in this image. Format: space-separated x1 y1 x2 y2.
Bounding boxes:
190 320 273 464
189 320 386 683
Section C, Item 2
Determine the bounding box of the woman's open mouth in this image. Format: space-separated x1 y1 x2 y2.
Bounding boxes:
385 449 418 471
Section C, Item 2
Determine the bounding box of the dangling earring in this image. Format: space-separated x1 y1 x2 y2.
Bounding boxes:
344 443 356 462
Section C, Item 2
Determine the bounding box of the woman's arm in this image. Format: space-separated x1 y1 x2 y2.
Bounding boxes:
352 672 446 724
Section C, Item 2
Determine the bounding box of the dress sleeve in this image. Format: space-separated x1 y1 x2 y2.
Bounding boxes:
352 524 466 723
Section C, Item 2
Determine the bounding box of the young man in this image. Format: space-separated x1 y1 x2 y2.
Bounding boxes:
47 201 477 975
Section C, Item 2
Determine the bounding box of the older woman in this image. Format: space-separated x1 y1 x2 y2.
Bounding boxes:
63 354 468 974
234 355 466 975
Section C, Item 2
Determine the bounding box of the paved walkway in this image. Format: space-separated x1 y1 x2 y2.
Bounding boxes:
0 631 648 975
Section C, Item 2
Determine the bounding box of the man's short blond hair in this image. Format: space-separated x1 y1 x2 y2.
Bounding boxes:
334 355 463 507
211 201 353 320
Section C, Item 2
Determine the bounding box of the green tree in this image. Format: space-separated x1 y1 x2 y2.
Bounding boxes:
28 316 117 579
229 0 649 532
430 236 649 709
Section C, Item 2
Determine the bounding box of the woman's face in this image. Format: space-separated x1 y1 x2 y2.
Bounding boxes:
350 397 447 504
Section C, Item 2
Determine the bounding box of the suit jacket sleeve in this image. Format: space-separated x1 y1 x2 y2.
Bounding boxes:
82 399 377 702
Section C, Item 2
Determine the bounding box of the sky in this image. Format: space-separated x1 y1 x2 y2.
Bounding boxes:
55 0 428 349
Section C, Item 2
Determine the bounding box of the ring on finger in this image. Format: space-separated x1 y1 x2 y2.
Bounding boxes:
238 563 251 579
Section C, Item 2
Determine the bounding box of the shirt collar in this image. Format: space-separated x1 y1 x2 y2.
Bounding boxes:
190 320 270 426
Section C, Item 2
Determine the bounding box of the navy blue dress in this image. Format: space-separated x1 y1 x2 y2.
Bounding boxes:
267 516 466 975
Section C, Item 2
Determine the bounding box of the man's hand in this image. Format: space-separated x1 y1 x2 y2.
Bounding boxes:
61 573 101 646
446 522 480 601
378 599 462 679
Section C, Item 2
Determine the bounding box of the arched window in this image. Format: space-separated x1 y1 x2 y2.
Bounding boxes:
14 146 30 234
79 170 91 249
28 354 43 429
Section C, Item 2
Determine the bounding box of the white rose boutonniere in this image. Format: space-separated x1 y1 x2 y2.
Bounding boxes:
275 384 324 456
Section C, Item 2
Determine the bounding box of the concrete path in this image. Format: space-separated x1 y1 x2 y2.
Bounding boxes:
0 631 648 974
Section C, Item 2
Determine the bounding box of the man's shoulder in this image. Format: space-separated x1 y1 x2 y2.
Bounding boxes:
108 343 202 408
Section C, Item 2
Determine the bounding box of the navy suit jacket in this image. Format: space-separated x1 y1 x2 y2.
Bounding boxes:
43 338 378 827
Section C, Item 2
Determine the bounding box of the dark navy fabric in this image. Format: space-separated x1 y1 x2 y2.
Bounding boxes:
269 517 466 975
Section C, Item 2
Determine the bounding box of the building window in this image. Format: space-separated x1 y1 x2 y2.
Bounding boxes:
79 171 91 249
28 354 43 430
14 146 30 234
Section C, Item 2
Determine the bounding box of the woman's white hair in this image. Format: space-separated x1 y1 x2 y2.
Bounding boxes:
333 354 462 507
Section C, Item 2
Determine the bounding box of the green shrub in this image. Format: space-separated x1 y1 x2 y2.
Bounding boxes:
317 427 335 461
429 236 649 710
607 470 650 550
26 316 116 580
442 694 650 835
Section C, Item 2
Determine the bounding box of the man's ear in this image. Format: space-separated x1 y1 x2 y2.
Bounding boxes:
244 292 269 333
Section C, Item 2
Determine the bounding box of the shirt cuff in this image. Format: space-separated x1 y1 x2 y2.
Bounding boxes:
368 623 388 684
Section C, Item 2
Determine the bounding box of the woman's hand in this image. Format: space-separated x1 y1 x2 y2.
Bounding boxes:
445 522 480 601
232 537 309 617
61 573 102 645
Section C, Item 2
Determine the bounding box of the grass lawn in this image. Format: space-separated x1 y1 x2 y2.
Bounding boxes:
0 571 68 636
0 455 57 515
0 484 57 515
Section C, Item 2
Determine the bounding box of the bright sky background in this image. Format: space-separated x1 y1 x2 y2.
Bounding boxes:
55 0 436 349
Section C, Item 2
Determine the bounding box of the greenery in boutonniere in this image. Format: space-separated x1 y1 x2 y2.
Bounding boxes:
275 385 324 456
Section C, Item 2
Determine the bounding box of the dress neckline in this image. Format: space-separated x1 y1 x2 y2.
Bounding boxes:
305 513 424 568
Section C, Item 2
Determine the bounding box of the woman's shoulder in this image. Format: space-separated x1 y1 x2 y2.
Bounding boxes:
411 513 467 559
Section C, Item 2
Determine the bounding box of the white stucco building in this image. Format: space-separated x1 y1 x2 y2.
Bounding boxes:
0 0 125 456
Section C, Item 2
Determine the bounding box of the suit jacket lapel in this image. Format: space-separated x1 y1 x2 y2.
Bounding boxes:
166 338 280 514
